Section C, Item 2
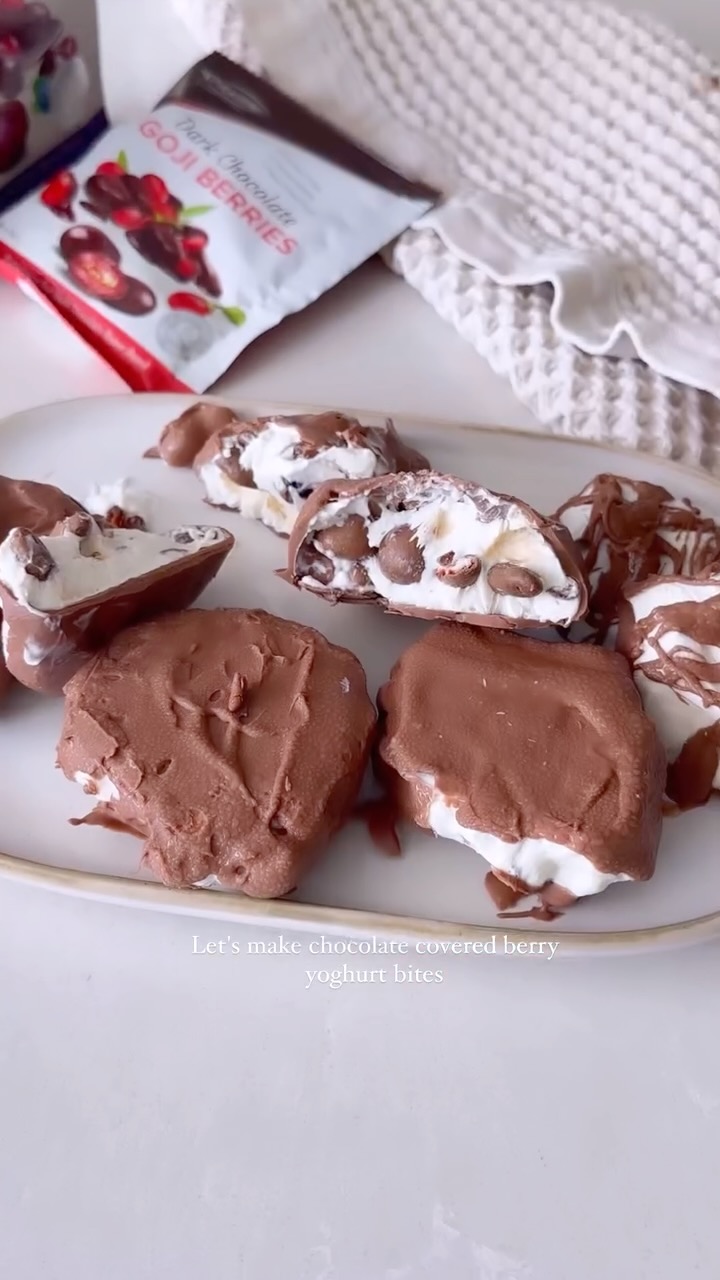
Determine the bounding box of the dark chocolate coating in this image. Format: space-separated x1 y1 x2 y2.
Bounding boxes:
59 225 120 263
108 278 157 316
127 224 190 283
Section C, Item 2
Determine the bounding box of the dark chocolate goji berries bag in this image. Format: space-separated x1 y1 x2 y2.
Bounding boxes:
0 53 436 391
0 0 104 212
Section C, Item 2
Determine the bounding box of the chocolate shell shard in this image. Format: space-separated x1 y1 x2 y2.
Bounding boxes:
617 571 720 810
0 519 234 694
0 475 85 534
377 624 665 903
286 471 588 629
57 608 377 897
192 411 430 535
555 473 720 634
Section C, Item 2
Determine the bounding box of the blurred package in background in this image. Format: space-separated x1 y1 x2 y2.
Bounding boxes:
0 54 436 391
0 0 105 213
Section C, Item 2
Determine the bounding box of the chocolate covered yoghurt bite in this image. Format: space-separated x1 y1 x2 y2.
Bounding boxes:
377 624 666 913
58 608 377 896
193 410 430 535
147 403 429 535
286 471 588 628
0 515 233 693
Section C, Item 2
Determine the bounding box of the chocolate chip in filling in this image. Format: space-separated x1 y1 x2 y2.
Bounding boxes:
349 563 371 589
8 529 56 581
315 515 371 559
486 562 543 597
435 552 482 588
297 544 335 585
376 525 425 585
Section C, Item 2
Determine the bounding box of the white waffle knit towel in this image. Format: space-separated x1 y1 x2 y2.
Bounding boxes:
171 0 720 473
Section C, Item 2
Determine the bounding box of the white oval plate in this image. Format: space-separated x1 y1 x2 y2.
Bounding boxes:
2 393 720 957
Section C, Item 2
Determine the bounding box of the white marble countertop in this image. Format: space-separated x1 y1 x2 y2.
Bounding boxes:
2 3 720 1276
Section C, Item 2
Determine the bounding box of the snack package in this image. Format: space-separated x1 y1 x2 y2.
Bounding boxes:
0 52 437 390
0 0 105 212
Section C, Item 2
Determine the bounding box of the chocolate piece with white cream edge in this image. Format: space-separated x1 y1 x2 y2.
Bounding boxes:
377 624 665 912
0 475 86 701
0 515 234 693
193 410 430 535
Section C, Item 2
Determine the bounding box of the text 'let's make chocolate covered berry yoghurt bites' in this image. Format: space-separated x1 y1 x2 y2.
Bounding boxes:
0 54 437 391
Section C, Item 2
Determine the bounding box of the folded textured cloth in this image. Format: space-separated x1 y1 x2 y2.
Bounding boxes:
171 0 720 472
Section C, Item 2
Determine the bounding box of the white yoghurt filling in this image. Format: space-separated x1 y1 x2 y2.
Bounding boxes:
85 478 153 526
199 421 382 532
0 521 225 613
305 487 581 625
199 462 296 534
420 775 630 898
628 577 720 784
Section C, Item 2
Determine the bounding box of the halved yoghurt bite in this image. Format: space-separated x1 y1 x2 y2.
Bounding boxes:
617 571 720 810
0 514 233 693
145 402 429 534
377 625 665 914
192 410 430 535
555 473 720 635
286 471 588 628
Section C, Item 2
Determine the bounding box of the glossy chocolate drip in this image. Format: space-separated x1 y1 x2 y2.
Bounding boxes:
667 725 720 810
555 474 720 634
626 593 720 706
617 572 720 808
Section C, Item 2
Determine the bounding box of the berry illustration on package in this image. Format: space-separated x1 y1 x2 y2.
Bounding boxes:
43 152 249 328
1 53 435 391
40 166 76 219
58 223 156 316
75 151 222 297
